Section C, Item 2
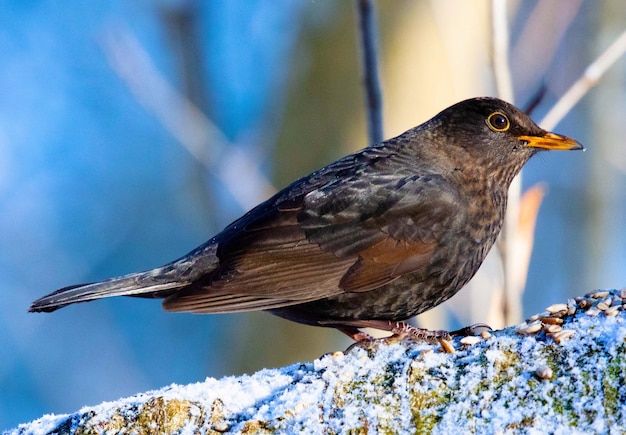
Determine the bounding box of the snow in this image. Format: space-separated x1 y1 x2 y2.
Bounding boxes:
7 290 626 434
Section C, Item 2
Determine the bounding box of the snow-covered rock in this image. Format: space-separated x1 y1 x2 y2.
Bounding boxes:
8 289 626 434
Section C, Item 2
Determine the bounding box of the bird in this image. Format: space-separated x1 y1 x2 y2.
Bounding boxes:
29 97 583 341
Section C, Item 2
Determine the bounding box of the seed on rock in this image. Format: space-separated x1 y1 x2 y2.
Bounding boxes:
213 423 230 432
480 330 492 339
591 290 609 299
440 338 455 354
516 322 528 334
517 320 542 334
605 305 620 317
578 300 589 309
460 336 481 346
528 314 540 322
546 303 568 314
567 299 577 316
545 324 563 334
597 297 613 310
586 307 601 316
535 366 553 380
541 316 564 325
552 329 575 343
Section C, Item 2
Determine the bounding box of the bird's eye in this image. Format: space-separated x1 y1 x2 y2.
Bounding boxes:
487 112 510 132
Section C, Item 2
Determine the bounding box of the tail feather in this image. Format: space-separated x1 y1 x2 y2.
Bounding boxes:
29 269 190 313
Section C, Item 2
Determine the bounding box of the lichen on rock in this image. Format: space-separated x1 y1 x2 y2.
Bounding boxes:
9 289 626 434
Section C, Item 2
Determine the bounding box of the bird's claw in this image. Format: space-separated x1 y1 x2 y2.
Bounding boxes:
449 322 492 337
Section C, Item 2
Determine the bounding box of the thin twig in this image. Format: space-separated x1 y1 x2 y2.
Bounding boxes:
491 0 514 102
356 0 384 144
101 28 275 211
522 83 547 116
540 28 626 130
491 0 522 325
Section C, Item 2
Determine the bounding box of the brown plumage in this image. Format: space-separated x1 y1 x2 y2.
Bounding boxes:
29 97 583 339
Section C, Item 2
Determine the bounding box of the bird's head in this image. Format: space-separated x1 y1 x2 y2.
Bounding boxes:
424 97 584 185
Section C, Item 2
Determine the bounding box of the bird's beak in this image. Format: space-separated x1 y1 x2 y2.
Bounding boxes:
518 132 585 151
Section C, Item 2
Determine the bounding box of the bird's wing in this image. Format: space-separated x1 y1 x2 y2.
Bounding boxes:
300 171 460 292
163 150 462 314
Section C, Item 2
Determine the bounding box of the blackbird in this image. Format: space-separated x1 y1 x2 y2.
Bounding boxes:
29 97 583 340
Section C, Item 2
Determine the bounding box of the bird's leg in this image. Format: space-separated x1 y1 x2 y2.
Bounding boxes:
333 320 451 344
337 326 375 342
335 320 493 344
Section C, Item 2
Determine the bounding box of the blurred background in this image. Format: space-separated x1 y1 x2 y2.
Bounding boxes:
1 0 625 429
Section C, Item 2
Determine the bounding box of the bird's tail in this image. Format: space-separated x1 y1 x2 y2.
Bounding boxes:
28 267 191 313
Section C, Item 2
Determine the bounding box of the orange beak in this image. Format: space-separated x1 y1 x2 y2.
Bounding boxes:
518 132 584 151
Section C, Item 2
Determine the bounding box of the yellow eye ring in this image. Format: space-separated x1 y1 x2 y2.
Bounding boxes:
487 112 510 132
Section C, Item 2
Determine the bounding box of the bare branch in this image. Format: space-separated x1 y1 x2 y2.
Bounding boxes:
491 0 523 325
490 0 514 103
356 0 384 144
540 28 626 130
101 28 276 210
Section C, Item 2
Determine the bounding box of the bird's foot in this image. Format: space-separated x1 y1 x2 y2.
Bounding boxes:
385 321 458 354
337 320 452 343
338 320 493 354
338 320 453 353
386 321 452 343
